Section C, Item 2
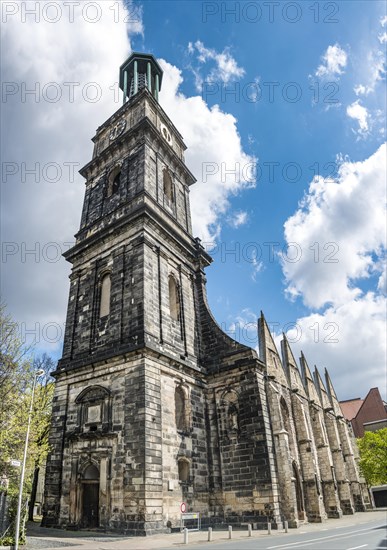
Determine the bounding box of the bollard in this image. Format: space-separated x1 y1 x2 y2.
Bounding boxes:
184 527 188 544
284 520 288 533
208 527 213 541
248 523 252 537
267 522 272 535
228 525 232 539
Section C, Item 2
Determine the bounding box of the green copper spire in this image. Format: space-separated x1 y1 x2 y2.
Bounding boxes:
119 52 163 104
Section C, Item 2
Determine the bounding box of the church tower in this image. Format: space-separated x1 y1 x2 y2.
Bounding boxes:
42 53 281 534
42 52 368 534
42 53 201 533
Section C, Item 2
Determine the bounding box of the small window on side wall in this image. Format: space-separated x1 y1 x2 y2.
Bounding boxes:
178 459 189 482
99 274 111 318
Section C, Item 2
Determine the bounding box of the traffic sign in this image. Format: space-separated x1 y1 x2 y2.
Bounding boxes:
10 460 21 467
180 502 186 513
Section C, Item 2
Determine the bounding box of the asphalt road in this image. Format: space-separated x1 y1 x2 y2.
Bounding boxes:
160 519 387 550
26 512 387 550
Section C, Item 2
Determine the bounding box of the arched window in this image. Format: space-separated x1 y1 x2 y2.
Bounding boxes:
280 396 296 452
168 275 180 321
107 166 121 197
163 168 174 203
175 386 186 431
178 459 190 482
280 397 291 434
99 274 111 318
221 390 240 436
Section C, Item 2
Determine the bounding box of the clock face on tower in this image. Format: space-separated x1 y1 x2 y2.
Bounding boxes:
160 123 172 144
109 118 127 141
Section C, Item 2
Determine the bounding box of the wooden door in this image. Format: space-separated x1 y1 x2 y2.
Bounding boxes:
82 483 99 528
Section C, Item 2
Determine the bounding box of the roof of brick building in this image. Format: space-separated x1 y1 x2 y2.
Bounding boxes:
340 398 364 420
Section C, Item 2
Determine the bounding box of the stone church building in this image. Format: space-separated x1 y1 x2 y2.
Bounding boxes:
42 53 370 534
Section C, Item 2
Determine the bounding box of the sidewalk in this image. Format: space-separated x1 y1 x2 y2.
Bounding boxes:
26 510 387 550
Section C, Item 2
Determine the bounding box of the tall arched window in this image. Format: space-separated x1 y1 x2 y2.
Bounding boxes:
107 166 121 197
175 386 186 431
280 396 295 452
99 274 111 318
163 168 174 203
168 275 180 321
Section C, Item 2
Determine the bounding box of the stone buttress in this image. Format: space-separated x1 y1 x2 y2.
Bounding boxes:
300 354 342 518
281 335 327 523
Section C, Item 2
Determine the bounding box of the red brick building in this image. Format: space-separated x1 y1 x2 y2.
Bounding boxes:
340 388 387 438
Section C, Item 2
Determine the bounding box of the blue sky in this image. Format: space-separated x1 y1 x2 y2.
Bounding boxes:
1 0 386 400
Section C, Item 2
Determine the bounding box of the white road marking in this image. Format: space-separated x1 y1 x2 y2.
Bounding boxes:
266 524 382 549
346 545 368 550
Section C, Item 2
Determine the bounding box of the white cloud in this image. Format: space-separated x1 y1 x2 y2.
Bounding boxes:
378 269 387 295
315 44 347 78
251 254 264 282
346 100 370 137
228 308 258 348
281 144 387 399
282 144 386 309
354 50 386 96
281 293 386 400
187 41 245 91
159 59 256 243
1 1 140 349
379 32 387 44
1 5 256 354
212 147 387 400
354 84 369 96
228 211 248 228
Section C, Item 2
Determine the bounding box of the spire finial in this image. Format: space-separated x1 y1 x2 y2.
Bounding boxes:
119 52 163 104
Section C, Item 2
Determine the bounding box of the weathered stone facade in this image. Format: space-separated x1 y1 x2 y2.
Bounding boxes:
42 53 370 535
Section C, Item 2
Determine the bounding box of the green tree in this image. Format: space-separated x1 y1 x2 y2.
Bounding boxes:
0 304 55 544
357 428 387 486
0 303 32 488
27 354 55 520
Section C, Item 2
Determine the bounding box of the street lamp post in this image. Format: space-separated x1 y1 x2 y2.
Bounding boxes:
14 368 45 550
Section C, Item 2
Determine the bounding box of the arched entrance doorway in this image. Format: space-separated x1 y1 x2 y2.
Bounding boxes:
293 463 305 520
82 464 99 528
